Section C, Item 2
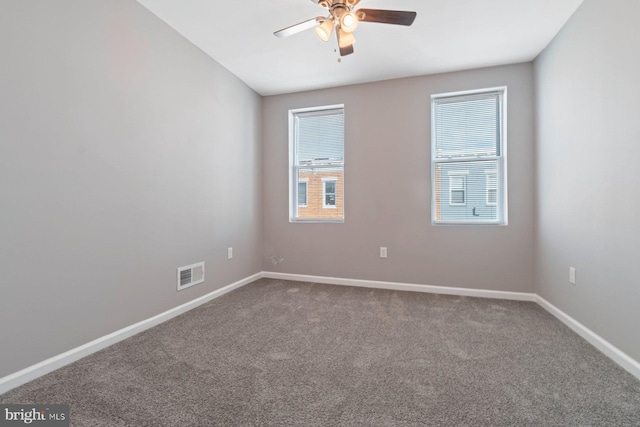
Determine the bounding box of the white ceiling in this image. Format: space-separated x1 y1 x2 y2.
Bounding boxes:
136 0 583 96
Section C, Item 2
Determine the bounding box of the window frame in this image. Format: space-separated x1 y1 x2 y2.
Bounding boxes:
289 104 345 223
430 87 508 226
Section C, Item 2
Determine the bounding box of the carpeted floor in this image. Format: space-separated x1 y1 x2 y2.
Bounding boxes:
2 278 640 426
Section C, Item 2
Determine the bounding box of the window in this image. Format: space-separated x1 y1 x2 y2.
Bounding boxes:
289 105 344 222
486 171 497 206
431 87 507 225
298 180 308 207
322 178 337 208
449 173 467 206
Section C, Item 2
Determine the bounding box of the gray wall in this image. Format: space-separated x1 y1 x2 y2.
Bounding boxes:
8 0 637 382
262 63 535 293
534 0 640 362
0 0 262 377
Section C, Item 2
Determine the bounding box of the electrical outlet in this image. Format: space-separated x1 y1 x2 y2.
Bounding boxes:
569 267 576 285
380 247 388 258
228 247 233 260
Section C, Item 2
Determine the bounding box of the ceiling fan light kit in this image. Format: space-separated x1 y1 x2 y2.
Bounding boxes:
274 0 417 57
315 18 335 42
340 12 359 33
338 29 356 48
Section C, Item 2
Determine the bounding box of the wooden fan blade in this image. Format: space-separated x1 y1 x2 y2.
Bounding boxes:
358 9 417 26
340 44 355 56
274 17 323 38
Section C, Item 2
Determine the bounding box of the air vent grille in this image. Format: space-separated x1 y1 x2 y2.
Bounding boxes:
180 269 192 287
177 262 205 291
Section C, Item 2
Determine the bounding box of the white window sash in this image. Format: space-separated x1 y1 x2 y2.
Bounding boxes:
288 105 345 223
430 87 507 225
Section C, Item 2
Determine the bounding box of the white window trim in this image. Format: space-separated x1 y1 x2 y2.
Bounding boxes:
449 174 467 206
288 104 345 223
430 86 508 226
322 177 338 209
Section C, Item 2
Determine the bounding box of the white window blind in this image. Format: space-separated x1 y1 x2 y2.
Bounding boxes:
431 88 507 224
289 106 344 222
296 110 344 164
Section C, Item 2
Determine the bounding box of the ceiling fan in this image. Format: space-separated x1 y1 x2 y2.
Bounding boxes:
274 0 417 57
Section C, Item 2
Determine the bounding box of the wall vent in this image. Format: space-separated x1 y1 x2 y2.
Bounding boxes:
177 262 205 291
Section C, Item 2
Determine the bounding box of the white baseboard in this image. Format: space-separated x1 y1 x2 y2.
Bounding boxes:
262 271 537 301
0 272 263 395
3 271 638 395
536 295 640 381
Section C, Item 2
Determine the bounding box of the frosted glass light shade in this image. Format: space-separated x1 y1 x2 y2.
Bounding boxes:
338 28 355 48
315 18 334 42
340 12 359 33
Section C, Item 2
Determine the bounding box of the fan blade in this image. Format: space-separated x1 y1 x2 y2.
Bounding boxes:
340 44 355 56
274 17 323 38
358 9 417 26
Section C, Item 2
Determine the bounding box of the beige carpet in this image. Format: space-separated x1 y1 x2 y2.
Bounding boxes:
2 278 640 426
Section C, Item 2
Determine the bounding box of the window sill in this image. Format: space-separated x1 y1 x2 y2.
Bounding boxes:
290 219 344 224
432 221 507 226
